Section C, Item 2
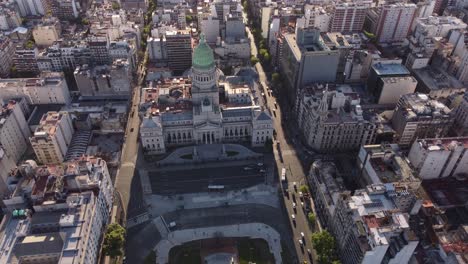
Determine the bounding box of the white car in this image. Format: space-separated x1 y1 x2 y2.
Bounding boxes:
301 232 305 239
298 239 304 246
291 214 296 220
292 202 296 208
299 191 304 198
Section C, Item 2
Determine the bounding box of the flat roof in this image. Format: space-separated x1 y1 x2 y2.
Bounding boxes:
372 63 410 76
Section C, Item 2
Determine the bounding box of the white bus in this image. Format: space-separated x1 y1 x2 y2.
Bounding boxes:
281 167 286 182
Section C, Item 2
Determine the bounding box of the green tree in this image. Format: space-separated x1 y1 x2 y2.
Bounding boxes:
112 1 120 10
102 223 126 257
186 15 193 24
250 56 259 65
259 39 266 49
300 185 309 193
311 231 336 264
307 212 316 224
144 250 156 264
81 18 89 25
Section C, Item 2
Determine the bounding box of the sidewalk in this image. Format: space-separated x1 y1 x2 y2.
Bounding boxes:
155 223 282 264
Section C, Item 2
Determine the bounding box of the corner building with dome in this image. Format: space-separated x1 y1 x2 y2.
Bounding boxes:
140 35 274 154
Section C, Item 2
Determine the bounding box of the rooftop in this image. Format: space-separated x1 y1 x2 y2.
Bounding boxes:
413 67 465 91
372 63 410 76
414 137 468 151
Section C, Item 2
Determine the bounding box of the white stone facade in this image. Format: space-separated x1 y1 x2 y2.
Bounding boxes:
140 36 273 154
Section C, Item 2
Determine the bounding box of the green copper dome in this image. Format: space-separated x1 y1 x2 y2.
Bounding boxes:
192 34 215 70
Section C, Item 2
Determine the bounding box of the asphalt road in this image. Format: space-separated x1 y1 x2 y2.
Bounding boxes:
149 164 267 194
244 18 319 264
114 62 147 223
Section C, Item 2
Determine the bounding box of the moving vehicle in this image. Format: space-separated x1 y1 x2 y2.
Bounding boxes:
281 167 287 182
291 214 296 220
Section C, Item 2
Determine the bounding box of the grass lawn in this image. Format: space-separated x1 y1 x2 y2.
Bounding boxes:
180 154 193 160
238 238 274 264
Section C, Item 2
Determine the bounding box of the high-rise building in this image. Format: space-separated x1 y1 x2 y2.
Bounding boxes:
392 93 453 147
0 36 14 78
13 46 39 75
297 5 331 33
30 111 74 165
367 62 412 102
453 93 468 136
408 137 468 179
280 27 340 103
88 35 111 65
165 30 192 74
0 99 30 194
370 3 417 43
201 16 220 44
329 0 371 33
14 0 46 17
49 0 79 19
0 4 22 31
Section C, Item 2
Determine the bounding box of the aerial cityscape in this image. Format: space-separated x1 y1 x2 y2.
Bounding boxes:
0 0 466 263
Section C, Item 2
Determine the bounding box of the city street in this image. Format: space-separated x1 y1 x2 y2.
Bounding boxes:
244 11 319 264
114 62 147 223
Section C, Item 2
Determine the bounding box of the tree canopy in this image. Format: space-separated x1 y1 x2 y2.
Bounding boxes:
103 223 126 257
311 231 337 264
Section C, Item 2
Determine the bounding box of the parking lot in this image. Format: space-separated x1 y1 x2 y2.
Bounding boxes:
149 164 266 194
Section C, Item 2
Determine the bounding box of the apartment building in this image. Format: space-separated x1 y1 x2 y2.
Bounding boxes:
13 46 39 75
88 35 111 65
295 84 377 153
74 59 132 96
280 27 340 103
30 111 74 165
453 92 468 136
165 30 192 74
408 137 468 180
0 72 71 105
333 184 419 264
0 99 30 194
37 43 92 72
14 0 46 17
329 0 371 33
297 5 331 32
0 156 113 264
0 36 14 77
0 4 21 31
367 3 417 43
392 93 453 147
